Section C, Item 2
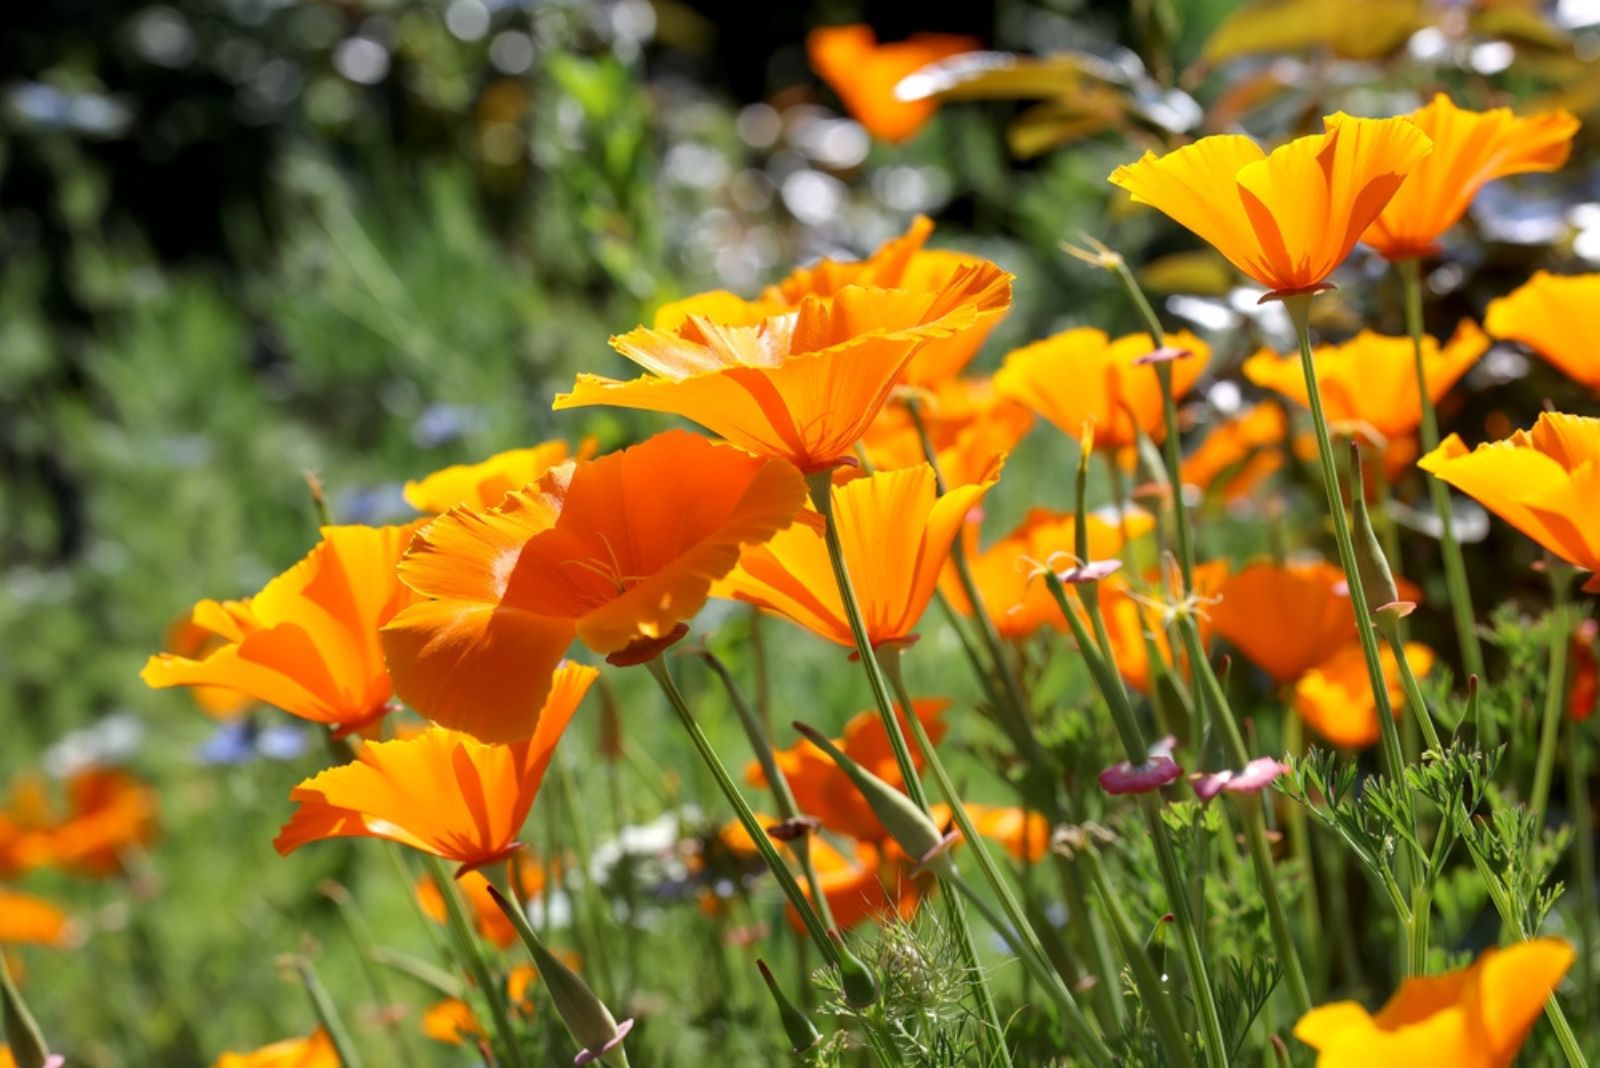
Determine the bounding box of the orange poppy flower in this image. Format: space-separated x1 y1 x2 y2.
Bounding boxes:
211 1029 339 1068
1294 938 1573 1067
1293 641 1435 748
1109 116 1433 296
929 802 1051 862
1337 95 1579 261
794 837 922 932
942 507 1155 640
715 462 997 649
1244 321 1488 442
1418 412 1600 591
274 662 595 874
807 25 980 143
1485 272 1600 391
0 889 73 947
1213 560 1386 685
1181 404 1289 503
162 600 259 718
382 431 806 740
421 964 541 1045
860 377 1034 488
404 437 598 514
555 275 1011 474
143 523 425 736
749 701 949 843
2 768 160 878
1572 619 1598 723
415 854 555 950
995 328 1210 449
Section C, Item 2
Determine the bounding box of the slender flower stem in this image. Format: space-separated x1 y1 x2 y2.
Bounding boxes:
553 752 617 998
295 956 365 1068
322 882 424 1068
643 657 839 966
423 853 526 1068
1567 718 1596 1017
1 952 51 1068
939 887 1016 1068
1396 258 1486 690
1531 568 1575 828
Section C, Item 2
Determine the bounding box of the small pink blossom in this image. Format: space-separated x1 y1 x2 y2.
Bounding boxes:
1133 346 1194 366
1191 757 1291 802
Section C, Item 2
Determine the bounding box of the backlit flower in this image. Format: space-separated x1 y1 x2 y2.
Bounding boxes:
1181 404 1290 503
1212 560 1373 685
211 1029 338 1068
1191 757 1290 802
1294 938 1574 1067
930 802 1051 862
274 663 595 874
860 377 1033 488
1293 641 1435 748
1572 619 1598 723
415 855 555 949
162 600 259 719
382 431 806 740
995 328 1210 449
716 462 997 649
1109 116 1432 296
807 25 980 143
1082 563 1230 695
1485 272 1600 391
1418 412 1600 591
143 524 425 736
556 275 1011 474
0 889 73 947
1244 321 1489 442
1338 95 1578 260
404 438 597 514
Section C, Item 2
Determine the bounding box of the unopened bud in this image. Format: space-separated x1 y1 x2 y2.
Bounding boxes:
756 959 823 1053
1347 441 1412 629
829 929 880 1008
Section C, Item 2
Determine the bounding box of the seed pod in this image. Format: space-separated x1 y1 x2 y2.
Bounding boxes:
756 959 823 1054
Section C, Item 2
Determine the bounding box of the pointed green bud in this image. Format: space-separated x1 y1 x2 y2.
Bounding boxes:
1 957 53 1068
756 959 823 1054
1347 440 1412 631
828 929 880 1008
791 721 957 879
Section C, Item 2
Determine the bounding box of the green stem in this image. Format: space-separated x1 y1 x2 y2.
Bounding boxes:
422 854 525 1068
296 956 366 1068
554 752 617 998
1531 569 1575 828
1397 258 1486 689
324 883 424 1068
1 952 51 1068
1282 713 1326 987
939 888 1015 1068
1567 718 1596 1018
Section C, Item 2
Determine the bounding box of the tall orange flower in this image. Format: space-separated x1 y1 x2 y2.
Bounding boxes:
2 768 160 878
1485 272 1600 391
1294 938 1573 1067
1335 95 1579 260
274 662 595 874
422 965 541 1045
1419 412 1600 591
1244 321 1489 442
1294 641 1435 748
1109 116 1433 296
211 1030 338 1068
1181 404 1289 503
995 328 1210 449
0 889 73 947
807 25 980 143
415 855 554 949
142 523 425 736
860 377 1033 487
404 437 597 514
555 275 1011 474
382 431 806 740
1211 560 1367 685
715 462 997 649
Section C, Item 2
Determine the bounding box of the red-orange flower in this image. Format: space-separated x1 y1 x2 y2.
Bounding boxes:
162 599 258 718
211 1029 338 1068
716 462 998 649
807 25 980 143
797 838 922 931
995 328 1210 449
1293 641 1435 748
1485 272 1600 392
382 431 806 740
1 768 160 879
860 377 1033 487
421 965 541 1045
1572 619 1598 724
1109 116 1433 295
556 275 1011 474
274 663 595 874
929 802 1051 862
1211 560 1371 685
1341 95 1578 260
404 437 598 514
143 524 425 736
415 854 555 949
0 889 73 947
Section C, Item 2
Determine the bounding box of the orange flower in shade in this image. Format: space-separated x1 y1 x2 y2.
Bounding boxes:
415 855 554 949
2 768 160 878
1181 405 1289 503
274 663 595 874
1485 272 1600 391
749 701 950 843
162 600 258 718
382 431 806 740
1419 412 1600 591
0 889 73 947
1337 95 1579 261
555 274 1011 474
404 437 598 514
211 1029 338 1068
929 802 1051 862
796 838 921 932
142 523 425 736
1109 116 1433 296
716 462 997 649
1293 641 1435 748
807 25 980 143
422 965 541 1045
1086 563 1230 695
1294 938 1574 1067
1213 560 1382 685
1572 619 1598 723
942 507 1155 640
860 377 1034 488
995 328 1210 449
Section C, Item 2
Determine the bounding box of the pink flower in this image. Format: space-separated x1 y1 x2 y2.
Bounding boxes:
1191 757 1290 802
1100 737 1183 795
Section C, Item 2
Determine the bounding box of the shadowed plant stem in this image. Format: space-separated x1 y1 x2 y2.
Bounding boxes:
1568 717 1596 1016
323 882 424 1068
553 752 617 999
296 955 365 1068
1531 567 1575 828
422 853 526 1068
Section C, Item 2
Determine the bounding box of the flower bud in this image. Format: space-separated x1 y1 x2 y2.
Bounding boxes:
756 959 823 1054
1347 441 1413 629
829 929 881 1008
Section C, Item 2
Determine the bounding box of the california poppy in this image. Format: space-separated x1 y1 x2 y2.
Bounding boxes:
404 437 597 514
274 662 595 874
1181 404 1289 503
143 523 425 736
860 376 1033 488
807 25 980 143
995 328 1210 449
1294 938 1574 1067
415 855 554 949
162 600 258 719
1109 116 1433 296
1418 412 1600 591
1485 272 1600 391
1293 641 1435 748
555 276 1011 474
421 965 540 1045
211 1029 339 1068
0 889 72 948
716 462 997 649
1336 95 1579 261
929 802 1051 862
2 768 160 879
795 837 922 931
1212 560 1382 685
382 431 806 740
1244 321 1489 443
